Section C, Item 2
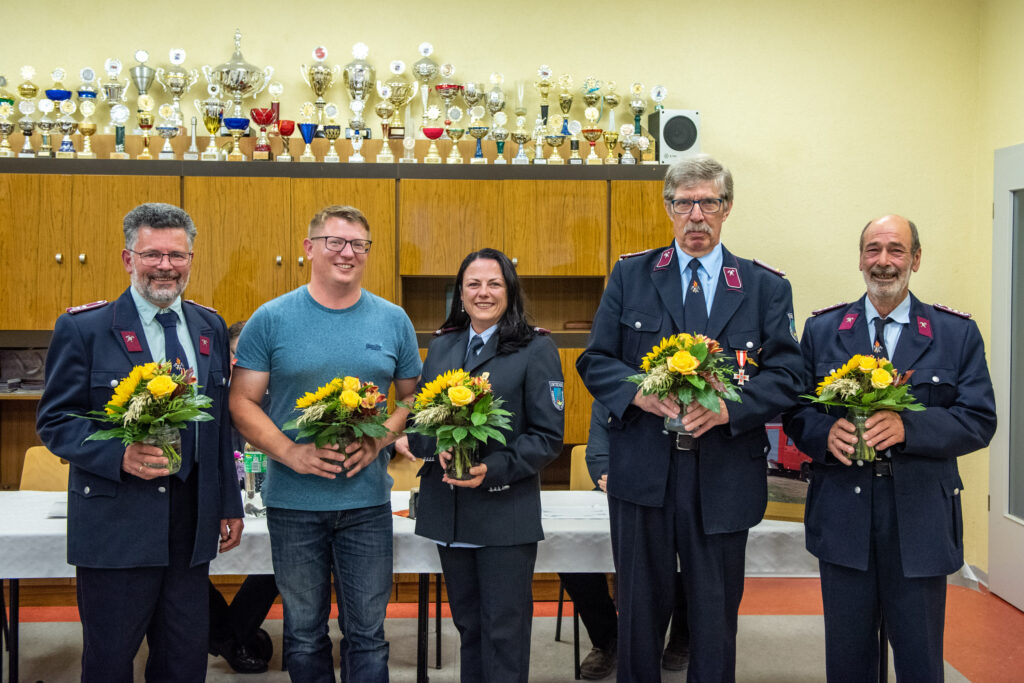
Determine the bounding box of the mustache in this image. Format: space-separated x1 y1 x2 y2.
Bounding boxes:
684 222 712 235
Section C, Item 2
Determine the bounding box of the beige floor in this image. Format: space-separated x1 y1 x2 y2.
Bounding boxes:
11 614 969 682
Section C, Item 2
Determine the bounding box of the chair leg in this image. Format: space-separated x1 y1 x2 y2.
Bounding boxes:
555 580 565 641
573 604 581 680
434 573 443 670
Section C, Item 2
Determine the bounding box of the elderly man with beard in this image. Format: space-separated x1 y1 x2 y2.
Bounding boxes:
783 215 996 681
37 202 243 682
577 155 804 682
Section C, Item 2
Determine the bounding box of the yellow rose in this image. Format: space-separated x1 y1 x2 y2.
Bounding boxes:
667 350 700 375
447 385 475 406
341 389 362 409
870 368 893 389
858 356 878 371
140 363 159 380
146 375 178 399
343 376 361 392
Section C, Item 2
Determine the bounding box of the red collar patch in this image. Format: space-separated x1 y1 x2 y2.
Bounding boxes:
654 248 674 270
121 330 143 352
722 266 742 289
199 336 211 355
838 312 859 331
916 316 933 338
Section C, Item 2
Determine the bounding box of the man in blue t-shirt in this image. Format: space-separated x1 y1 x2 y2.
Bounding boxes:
230 205 421 682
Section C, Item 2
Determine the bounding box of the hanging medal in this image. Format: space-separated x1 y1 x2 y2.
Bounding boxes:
733 350 749 385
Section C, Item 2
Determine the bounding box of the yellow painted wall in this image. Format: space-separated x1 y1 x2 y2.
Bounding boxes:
2 0 1009 571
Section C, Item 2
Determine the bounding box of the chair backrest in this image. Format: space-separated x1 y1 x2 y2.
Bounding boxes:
20 446 70 491
388 456 421 492
569 444 594 491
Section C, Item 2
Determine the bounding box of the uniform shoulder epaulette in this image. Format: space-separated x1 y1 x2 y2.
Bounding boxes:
433 326 460 337
933 303 972 319
184 299 218 313
752 259 786 277
812 301 848 316
618 248 655 261
533 326 551 335
66 300 109 314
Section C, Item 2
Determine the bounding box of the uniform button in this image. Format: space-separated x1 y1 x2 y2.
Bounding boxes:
607 417 613 424
856 460 864 467
746 341 754 349
109 379 118 388
662 430 669 435
222 377 227 386
953 487 960 495
158 486 167 493
634 321 642 329
932 375 940 383
854 486 862 494
83 486 91 494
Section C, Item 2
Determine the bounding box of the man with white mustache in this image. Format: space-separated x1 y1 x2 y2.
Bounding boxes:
784 215 997 681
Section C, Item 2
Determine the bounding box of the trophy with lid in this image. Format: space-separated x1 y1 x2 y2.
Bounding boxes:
581 106 603 165
136 94 156 160
379 60 418 139
301 46 341 125
203 30 274 119
628 82 646 135
343 42 374 139
109 104 131 159
78 100 98 159
55 100 79 159
434 63 463 124
276 118 295 162
322 102 342 163
534 65 553 126
510 115 530 165
77 68 99 102
195 84 225 161
445 106 464 164
421 104 444 164
412 42 439 130
467 105 488 164
492 111 508 164
156 48 199 127
156 103 179 160
374 86 396 163
297 102 318 162
557 74 574 135
99 59 128 134
16 100 36 158
0 102 16 158
36 99 56 158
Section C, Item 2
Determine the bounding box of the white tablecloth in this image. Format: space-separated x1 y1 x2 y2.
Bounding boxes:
0 490 817 579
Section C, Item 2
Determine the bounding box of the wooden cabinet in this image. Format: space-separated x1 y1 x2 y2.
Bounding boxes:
611 180 671 264
559 348 592 444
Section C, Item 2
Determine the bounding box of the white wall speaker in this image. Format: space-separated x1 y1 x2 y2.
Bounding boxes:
648 110 701 164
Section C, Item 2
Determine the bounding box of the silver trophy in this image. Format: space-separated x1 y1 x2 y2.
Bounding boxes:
343 42 374 137
156 103 179 159
77 67 99 101
16 100 36 158
628 81 647 135
486 72 506 126
0 102 15 158
183 116 200 160
129 50 156 99
36 99 56 158
412 42 439 130
301 45 342 124
156 48 199 127
55 99 79 159
99 59 128 134
202 29 274 118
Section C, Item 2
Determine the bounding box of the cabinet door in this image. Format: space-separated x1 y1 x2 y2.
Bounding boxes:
183 177 292 326
559 347 593 445
611 180 670 264
70 175 180 320
0 174 73 329
291 179 396 302
399 180 504 276
503 180 606 276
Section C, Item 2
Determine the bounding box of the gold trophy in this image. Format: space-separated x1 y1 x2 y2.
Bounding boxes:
77 101 98 159
156 48 199 127
412 42 439 130
36 99 55 158
109 104 131 159
195 84 225 161
0 102 16 158
374 92 396 163
445 106 464 164
322 102 342 163
604 81 620 128
544 114 565 165
603 129 619 164
343 42 374 138
534 65 553 126
510 115 530 165
581 76 602 110
467 105 489 164
0 75 16 106
136 94 156 159
422 104 444 164
16 100 36 158
18 65 39 100
55 99 79 159
301 46 341 124
203 30 274 118
378 60 418 139
434 63 462 120
128 50 155 135
557 74 574 135
492 111 509 165
581 106 603 165
156 103 180 159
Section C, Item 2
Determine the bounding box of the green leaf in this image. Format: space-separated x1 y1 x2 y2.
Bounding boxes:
696 390 721 412
453 426 468 441
470 412 487 426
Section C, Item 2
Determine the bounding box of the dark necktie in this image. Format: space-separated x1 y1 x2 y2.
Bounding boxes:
873 317 891 359
155 310 194 480
464 334 484 368
683 258 708 335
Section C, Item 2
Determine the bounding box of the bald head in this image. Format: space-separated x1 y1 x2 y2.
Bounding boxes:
859 214 922 315
859 215 919 255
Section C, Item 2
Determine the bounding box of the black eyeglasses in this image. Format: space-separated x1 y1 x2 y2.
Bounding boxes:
128 249 193 266
311 236 373 254
668 198 726 215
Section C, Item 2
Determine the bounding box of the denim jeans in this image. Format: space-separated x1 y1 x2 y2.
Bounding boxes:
267 503 393 683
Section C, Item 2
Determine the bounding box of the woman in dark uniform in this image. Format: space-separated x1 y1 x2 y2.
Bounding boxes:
398 248 564 682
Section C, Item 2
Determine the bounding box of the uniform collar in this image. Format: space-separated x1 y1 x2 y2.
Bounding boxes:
864 293 911 326
674 241 723 277
130 286 184 325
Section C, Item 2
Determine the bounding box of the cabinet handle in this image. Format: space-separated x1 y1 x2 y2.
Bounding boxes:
55 253 63 264
297 257 305 267
512 257 519 266
78 253 87 264
276 255 283 266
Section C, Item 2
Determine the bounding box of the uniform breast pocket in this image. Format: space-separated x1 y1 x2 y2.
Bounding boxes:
620 307 663 365
814 361 851 382
90 370 125 407
909 367 958 407
725 331 762 376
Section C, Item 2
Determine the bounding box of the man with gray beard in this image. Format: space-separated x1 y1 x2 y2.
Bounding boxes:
784 215 996 681
37 202 243 682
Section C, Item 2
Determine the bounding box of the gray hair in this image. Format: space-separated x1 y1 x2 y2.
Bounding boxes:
662 154 734 204
859 217 921 254
123 203 196 250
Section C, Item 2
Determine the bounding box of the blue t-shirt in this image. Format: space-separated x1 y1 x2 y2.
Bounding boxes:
235 286 422 511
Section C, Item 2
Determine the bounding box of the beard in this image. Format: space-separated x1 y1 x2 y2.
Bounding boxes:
132 267 189 306
863 264 911 303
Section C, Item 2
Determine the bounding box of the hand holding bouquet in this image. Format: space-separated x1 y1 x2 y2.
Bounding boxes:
76 361 213 474
405 369 512 480
283 376 390 453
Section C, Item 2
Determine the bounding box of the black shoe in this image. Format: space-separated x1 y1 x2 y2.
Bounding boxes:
246 627 273 663
662 641 690 671
580 643 617 680
222 643 269 674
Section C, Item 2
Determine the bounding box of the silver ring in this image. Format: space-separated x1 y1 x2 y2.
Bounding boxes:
138 465 143 472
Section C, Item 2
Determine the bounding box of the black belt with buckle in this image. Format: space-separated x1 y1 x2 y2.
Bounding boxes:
873 460 892 477
674 433 698 452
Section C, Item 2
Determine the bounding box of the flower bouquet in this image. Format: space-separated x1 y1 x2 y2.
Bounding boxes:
282 376 389 458
405 369 513 480
801 354 925 461
626 333 743 435
76 361 213 474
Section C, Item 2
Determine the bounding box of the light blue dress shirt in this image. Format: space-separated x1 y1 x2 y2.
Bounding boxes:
864 294 911 359
674 241 723 315
129 288 197 369
466 323 499 357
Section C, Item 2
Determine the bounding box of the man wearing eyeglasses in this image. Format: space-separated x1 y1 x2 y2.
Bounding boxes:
230 205 421 682
37 202 243 682
578 155 804 681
